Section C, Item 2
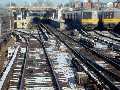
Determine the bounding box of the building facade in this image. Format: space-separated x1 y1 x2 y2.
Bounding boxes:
0 16 13 35
113 0 120 8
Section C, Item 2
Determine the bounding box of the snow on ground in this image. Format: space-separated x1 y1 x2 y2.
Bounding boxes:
49 51 77 89
96 61 108 68
94 42 108 49
20 47 26 53
97 31 120 40
8 47 16 58
46 36 77 89
89 31 120 44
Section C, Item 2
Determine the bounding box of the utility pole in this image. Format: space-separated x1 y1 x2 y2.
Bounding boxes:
69 0 74 8
9 0 12 31
98 0 100 10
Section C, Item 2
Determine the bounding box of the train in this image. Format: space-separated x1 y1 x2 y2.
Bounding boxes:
31 11 60 28
62 9 120 30
32 11 50 25
29 11 48 19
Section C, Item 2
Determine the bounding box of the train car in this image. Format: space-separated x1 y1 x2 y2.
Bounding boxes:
62 9 120 30
100 10 120 29
31 11 51 25
63 10 98 30
29 11 47 19
63 11 82 30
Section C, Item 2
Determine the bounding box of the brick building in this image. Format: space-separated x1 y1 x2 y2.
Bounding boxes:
82 0 93 9
113 0 120 8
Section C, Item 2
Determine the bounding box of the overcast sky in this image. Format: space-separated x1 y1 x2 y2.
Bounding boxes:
0 0 117 7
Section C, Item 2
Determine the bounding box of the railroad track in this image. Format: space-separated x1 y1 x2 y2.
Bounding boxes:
12 30 62 90
71 58 105 89
38 25 80 89
93 31 120 43
37 25 62 90
41 24 120 89
78 29 120 53
16 28 78 90
56 25 120 71
8 32 61 90
8 35 28 90
0 46 20 90
45 24 120 69
109 31 120 38
0 49 16 78
0 33 17 78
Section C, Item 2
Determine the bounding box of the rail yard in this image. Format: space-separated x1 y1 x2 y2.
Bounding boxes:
0 0 120 90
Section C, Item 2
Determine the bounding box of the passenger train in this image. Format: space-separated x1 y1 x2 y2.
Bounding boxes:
29 11 48 19
62 9 120 30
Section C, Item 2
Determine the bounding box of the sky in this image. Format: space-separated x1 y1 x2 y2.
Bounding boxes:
0 0 117 7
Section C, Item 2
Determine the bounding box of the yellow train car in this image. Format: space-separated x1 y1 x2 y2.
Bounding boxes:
81 18 120 24
63 9 120 30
